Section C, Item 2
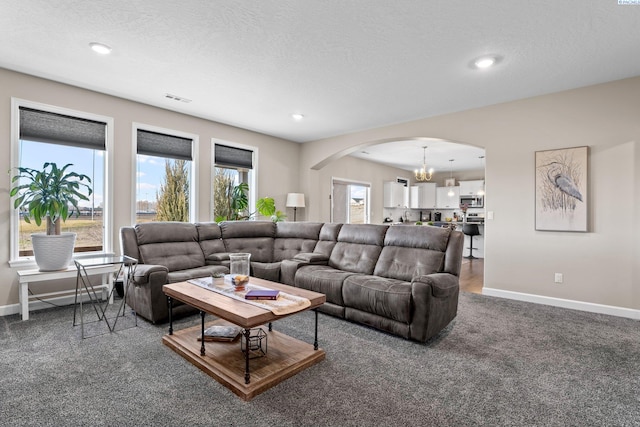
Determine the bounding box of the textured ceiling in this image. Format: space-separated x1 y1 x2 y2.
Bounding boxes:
2 1 640 172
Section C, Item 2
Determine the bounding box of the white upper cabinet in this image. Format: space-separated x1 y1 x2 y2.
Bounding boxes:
436 186 460 209
410 182 436 209
459 180 485 196
383 181 408 208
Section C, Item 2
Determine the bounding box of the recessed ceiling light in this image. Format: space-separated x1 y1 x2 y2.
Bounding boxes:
472 55 501 69
291 113 304 121
89 42 112 55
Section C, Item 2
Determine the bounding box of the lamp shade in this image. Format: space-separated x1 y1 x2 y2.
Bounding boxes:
286 193 305 208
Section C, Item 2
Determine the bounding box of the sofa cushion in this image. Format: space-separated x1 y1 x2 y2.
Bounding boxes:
295 265 359 306
313 223 343 256
220 221 276 262
273 222 323 262
373 225 450 281
342 275 412 324
328 224 387 274
273 238 318 262
135 222 205 271
196 223 226 260
251 261 281 282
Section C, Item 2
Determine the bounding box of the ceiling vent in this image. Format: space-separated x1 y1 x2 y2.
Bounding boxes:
165 93 192 103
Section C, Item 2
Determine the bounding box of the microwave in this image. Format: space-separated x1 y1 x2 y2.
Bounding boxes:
460 195 484 208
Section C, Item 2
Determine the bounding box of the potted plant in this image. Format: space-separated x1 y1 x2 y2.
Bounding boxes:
215 182 286 223
10 162 92 271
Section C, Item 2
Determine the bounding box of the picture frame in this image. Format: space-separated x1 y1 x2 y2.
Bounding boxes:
535 146 588 232
445 178 456 187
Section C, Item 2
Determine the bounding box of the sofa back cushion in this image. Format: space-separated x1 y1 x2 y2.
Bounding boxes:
135 222 205 271
196 222 226 260
373 225 451 281
328 224 387 274
220 221 276 262
314 223 343 257
273 222 323 262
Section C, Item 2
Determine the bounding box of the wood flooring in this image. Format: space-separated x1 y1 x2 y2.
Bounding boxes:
459 258 484 294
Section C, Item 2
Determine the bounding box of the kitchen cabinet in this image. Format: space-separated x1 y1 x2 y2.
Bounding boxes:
384 181 408 208
459 180 485 196
436 186 460 209
410 182 436 209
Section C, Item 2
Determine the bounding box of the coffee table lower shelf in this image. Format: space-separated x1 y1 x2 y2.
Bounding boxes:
162 319 325 401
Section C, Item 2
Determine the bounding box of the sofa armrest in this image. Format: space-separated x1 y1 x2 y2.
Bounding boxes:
413 273 459 298
205 252 231 264
132 264 169 286
293 252 329 264
281 253 329 286
410 273 460 342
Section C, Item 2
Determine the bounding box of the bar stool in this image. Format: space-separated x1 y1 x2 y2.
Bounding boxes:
462 223 481 259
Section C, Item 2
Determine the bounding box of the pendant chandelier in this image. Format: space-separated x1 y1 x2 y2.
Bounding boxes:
414 146 434 182
447 159 455 197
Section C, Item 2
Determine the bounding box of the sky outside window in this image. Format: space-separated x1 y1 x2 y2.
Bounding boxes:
19 140 104 208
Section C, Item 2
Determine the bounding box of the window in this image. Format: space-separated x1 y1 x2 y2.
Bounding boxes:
212 142 256 221
134 125 198 224
10 99 113 263
331 178 371 224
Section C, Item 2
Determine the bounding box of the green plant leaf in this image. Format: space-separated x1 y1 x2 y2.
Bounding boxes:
256 197 275 217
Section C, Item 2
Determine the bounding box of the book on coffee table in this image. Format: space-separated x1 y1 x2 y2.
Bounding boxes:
197 325 242 342
244 289 280 300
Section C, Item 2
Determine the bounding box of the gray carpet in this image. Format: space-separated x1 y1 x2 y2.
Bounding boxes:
1 292 639 427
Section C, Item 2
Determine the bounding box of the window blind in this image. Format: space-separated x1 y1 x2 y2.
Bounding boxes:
19 107 106 150
137 129 193 161
214 144 253 169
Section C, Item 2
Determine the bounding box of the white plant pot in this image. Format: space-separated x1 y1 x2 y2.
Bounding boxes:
31 232 76 271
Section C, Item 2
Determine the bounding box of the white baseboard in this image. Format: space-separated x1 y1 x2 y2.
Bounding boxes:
482 287 640 320
0 293 106 318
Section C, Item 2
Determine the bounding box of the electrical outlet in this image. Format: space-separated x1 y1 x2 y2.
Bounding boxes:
554 273 563 283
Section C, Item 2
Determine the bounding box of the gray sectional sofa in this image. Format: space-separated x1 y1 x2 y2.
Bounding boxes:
120 220 464 342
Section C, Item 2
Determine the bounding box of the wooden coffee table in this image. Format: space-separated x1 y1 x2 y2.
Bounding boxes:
162 277 326 401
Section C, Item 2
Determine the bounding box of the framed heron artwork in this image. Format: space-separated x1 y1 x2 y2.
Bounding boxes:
535 146 588 232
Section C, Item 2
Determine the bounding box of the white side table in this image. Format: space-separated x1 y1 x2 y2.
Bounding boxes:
17 263 117 321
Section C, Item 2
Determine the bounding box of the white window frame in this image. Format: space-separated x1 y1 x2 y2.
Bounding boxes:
211 139 258 221
331 177 371 224
9 98 115 267
131 123 199 225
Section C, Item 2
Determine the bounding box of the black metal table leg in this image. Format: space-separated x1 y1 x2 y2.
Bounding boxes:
72 270 80 326
314 309 319 351
268 322 272 331
244 328 251 384
200 311 206 356
168 296 173 335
